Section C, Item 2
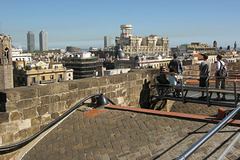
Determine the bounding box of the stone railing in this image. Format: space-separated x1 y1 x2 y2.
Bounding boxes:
0 69 158 146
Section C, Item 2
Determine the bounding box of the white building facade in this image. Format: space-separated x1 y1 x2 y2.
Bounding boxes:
12 47 32 64
115 24 169 57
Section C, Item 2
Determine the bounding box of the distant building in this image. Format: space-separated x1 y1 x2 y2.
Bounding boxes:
114 48 171 69
27 31 35 51
62 48 102 79
39 30 48 51
30 61 49 69
176 42 218 57
0 34 13 89
13 61 73 87
115 24 169 57
104 36 112 49
12 47 32 64
234 41 237 51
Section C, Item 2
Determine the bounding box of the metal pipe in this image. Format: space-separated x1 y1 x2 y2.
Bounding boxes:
217 132 240 160
176 104 240 160
0 94 113 152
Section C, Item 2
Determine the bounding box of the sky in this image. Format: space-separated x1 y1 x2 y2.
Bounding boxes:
0 0 240 50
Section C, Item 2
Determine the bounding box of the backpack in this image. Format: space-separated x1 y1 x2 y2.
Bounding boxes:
218 61 227 78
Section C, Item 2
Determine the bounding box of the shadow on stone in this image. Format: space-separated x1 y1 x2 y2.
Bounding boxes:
139 79 151 109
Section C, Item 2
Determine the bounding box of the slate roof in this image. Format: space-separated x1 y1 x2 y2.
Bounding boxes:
19 105 240 160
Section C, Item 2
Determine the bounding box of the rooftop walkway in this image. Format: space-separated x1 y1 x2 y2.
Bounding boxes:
12 104 240 160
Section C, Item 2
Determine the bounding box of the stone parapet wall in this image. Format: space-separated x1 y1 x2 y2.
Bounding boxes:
0 69 158 146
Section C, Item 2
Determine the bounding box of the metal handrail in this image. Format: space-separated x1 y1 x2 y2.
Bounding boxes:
217 131 240 160
176 104 240 160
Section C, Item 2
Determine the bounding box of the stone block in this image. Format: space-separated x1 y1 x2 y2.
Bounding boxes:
98 77 107 86
0 112 9 124
2 133 13 144
0 124 6 134
19 88 38 99
61 92 69 102
40 96 50 105
38 85 51 97
51 95 60 103
49 103 58 113
17 99 34 110
38 85 51 96
6 122 18 133
50 83 69 94
106 76 114 84
77 79 90 89
23 108 37 119
18 129 27 140
68 81 78 90
31 116 41 126
41 114 51 124
58 101 66 112
4 91 19 101
128 73 137 81
69 91 77 100
51 113 59 120
37 105 49 115
19 119 31 130
113 75 124 84
90 87 99 95
10 112 22 121
66 100 76 109
5 101 18 112
89 78 99 87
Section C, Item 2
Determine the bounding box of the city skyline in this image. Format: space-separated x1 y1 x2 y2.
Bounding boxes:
1 0 240 50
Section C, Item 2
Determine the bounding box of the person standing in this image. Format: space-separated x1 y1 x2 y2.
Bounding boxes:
199 54 211 99
215 54 226 101
168 54 183 75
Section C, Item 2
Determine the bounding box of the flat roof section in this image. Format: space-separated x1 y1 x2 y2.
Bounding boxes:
20 107 240 160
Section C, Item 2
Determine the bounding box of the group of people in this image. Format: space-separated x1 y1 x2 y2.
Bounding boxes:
157 54 183 97
199 54 227 100
157 53 227 100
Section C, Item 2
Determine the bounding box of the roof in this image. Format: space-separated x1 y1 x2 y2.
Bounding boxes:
193 54 204 60
18 105 240 160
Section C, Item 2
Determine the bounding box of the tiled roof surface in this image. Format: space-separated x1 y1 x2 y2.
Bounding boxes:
20 106 240 160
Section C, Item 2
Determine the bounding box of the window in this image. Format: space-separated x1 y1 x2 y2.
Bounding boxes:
59 74 63 81
41 76 45 81
32 77 36 84
50 75 54 80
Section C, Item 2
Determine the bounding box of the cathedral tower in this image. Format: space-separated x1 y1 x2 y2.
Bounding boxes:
0 34 13 90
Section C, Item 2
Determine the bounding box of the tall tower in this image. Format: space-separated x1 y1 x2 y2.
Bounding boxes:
0 34 13 89
213 40 217 49
234 41 237 51
27 31 35 51
39 30 48 51
120 24 132 38
104 36 111 49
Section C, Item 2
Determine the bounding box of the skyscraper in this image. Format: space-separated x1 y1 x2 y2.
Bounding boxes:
27 31 35 51
104 36 111 49
39 30 48 51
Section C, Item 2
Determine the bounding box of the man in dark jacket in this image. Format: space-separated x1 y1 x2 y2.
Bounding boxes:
168 54 183 75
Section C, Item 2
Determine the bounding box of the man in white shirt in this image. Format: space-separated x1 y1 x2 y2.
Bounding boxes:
214 54 226 101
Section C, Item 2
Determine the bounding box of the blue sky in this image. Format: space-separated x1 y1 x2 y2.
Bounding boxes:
1 0 240 50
